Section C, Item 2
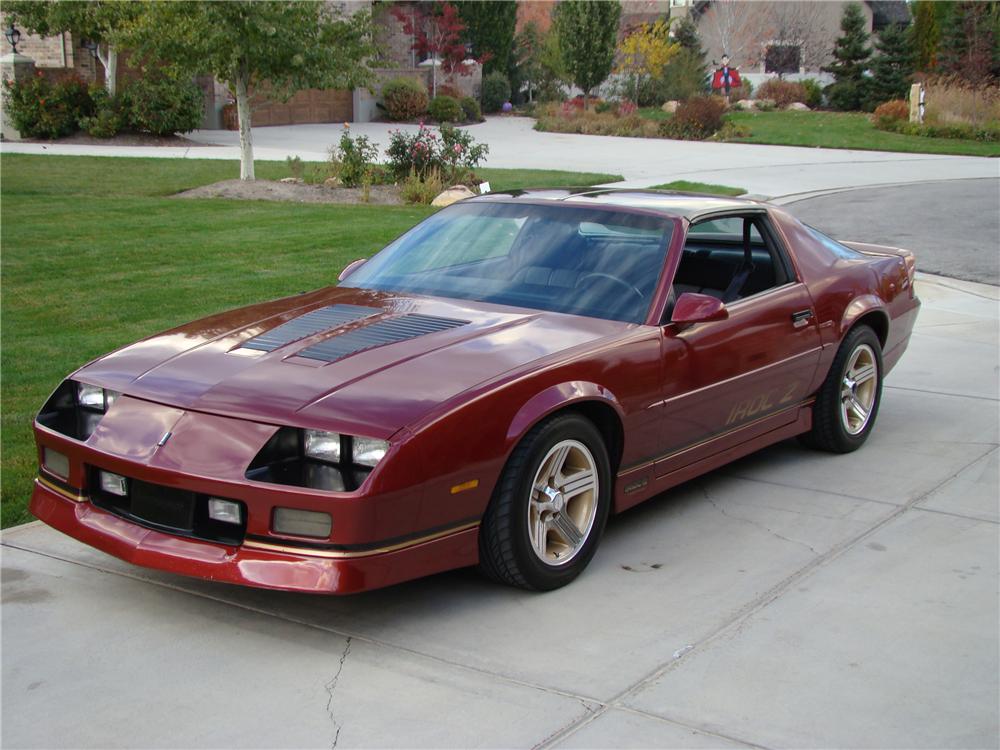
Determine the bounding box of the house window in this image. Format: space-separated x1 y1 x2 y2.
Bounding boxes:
764 45 801 75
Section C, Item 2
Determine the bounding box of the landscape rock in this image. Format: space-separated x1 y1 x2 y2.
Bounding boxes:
323 177 341 188
661 100 679 114
431 185 476 207
734 99 757 110
279 177 303 184
786 102 810 111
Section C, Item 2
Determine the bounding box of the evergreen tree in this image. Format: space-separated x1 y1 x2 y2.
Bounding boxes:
823 2 873 111
656 15 708 101
911 1 942 71
458 1 518 79
673 16 706 61
553 0 622 108
938 1 1000 81
868 23 915 107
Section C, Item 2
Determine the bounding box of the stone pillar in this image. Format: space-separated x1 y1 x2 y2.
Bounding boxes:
1 52 37 141
908 83 924 124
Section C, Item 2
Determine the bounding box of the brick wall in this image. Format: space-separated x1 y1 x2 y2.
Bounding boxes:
0 13 100 83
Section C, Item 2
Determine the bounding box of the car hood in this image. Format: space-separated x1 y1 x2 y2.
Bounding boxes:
74 286 633 439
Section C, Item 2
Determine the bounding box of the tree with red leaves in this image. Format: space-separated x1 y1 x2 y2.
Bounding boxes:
391 2 478 97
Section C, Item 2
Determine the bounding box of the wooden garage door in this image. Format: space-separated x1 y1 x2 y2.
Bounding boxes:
253 88 353 126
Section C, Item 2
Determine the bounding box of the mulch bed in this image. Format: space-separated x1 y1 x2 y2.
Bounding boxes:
22 133 208 147
173 179 406 205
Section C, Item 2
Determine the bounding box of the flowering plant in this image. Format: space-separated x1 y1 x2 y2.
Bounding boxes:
386 122 488 184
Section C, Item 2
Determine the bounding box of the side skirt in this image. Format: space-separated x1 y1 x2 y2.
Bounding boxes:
614 405 812 513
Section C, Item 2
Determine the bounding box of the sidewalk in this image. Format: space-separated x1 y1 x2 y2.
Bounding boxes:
3 116 998 197
3 273 997 749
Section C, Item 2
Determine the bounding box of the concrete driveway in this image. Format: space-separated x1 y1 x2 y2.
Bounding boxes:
3 272 997 749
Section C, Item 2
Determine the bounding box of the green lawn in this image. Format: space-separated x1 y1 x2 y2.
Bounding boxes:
637 107 999 157
725 111 1000 157
648 180 746 196
0 154 622 528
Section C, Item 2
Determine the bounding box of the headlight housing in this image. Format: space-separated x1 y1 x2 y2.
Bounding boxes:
246 427 389 492
37 379 121 441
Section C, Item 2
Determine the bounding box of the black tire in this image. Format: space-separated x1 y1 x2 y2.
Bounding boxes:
478 413 612 591
801 325 884 453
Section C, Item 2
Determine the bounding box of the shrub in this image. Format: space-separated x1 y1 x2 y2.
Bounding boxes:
1 73 93 139
826 79 871 112
286 155 304 179
382 77 429 121
438 123 489 183
459 96 482 122
714 120 752 140
437 84 462 99
660 95 726 140
755 98 777 112
532 102 659 137
124 76 202 136
482 72 511 113
329 125 379 187
756 79 808 108
654 49 709 102
799 78 824 108
739 78 753 99
385 122 489 181
873 98 909 128
400 167 444 205
428 95 463 123
875 116 1000 142
79 86 127 138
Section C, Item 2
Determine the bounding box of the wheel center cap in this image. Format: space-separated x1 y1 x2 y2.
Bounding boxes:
543 486 565 512
552 492 564 512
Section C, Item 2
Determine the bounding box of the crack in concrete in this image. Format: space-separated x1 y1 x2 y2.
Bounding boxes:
325 637 352 749
702 486 820 556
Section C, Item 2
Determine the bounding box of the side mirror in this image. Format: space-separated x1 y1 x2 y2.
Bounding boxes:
670 292 729 326
338 258 367 282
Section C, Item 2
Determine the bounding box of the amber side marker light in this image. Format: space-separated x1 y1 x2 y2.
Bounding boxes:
450 479 479 495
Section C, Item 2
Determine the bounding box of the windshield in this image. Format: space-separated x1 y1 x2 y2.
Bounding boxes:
342 202 673 323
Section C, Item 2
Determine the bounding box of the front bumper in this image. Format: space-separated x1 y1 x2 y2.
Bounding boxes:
30 478 479 594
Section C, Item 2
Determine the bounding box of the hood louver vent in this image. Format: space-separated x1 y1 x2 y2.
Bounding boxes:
240 304 377 353
297 313 468 363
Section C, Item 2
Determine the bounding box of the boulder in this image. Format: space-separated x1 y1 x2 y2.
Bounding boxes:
661 100 679 114
323 177 341 188
734 99 757 110
431 185 476 207
786 102 810 111
279 177 304 184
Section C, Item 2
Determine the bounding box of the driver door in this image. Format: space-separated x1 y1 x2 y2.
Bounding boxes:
654 213 822 477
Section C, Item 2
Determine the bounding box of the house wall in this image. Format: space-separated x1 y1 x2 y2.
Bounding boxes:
693 1 874 74
0 14 100 83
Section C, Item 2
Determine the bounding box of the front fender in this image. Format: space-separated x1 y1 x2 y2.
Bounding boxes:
839 294 889 343
506 381 624 444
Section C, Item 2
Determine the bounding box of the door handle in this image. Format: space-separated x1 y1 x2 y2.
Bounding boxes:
791 309 813 328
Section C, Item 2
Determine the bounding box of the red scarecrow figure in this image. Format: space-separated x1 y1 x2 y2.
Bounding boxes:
712 54 742 101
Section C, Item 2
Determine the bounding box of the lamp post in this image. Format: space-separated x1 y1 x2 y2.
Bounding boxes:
4 24 21 54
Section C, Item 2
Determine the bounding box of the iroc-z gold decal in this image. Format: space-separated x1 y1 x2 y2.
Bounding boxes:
725 381 799 426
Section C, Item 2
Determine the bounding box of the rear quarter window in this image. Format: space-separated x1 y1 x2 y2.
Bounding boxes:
805 225 865 260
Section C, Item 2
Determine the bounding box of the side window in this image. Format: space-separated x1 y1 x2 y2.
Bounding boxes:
671 214 792 308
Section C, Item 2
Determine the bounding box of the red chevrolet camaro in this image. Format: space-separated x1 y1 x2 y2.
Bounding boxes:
30 189 920 594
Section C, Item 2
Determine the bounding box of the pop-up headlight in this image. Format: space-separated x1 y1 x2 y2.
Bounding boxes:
246 427 389 492
36 380 121 441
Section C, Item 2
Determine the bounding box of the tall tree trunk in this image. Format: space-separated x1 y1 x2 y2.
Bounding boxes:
96 45 118 96
234 74 255 181
431 60 438 98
